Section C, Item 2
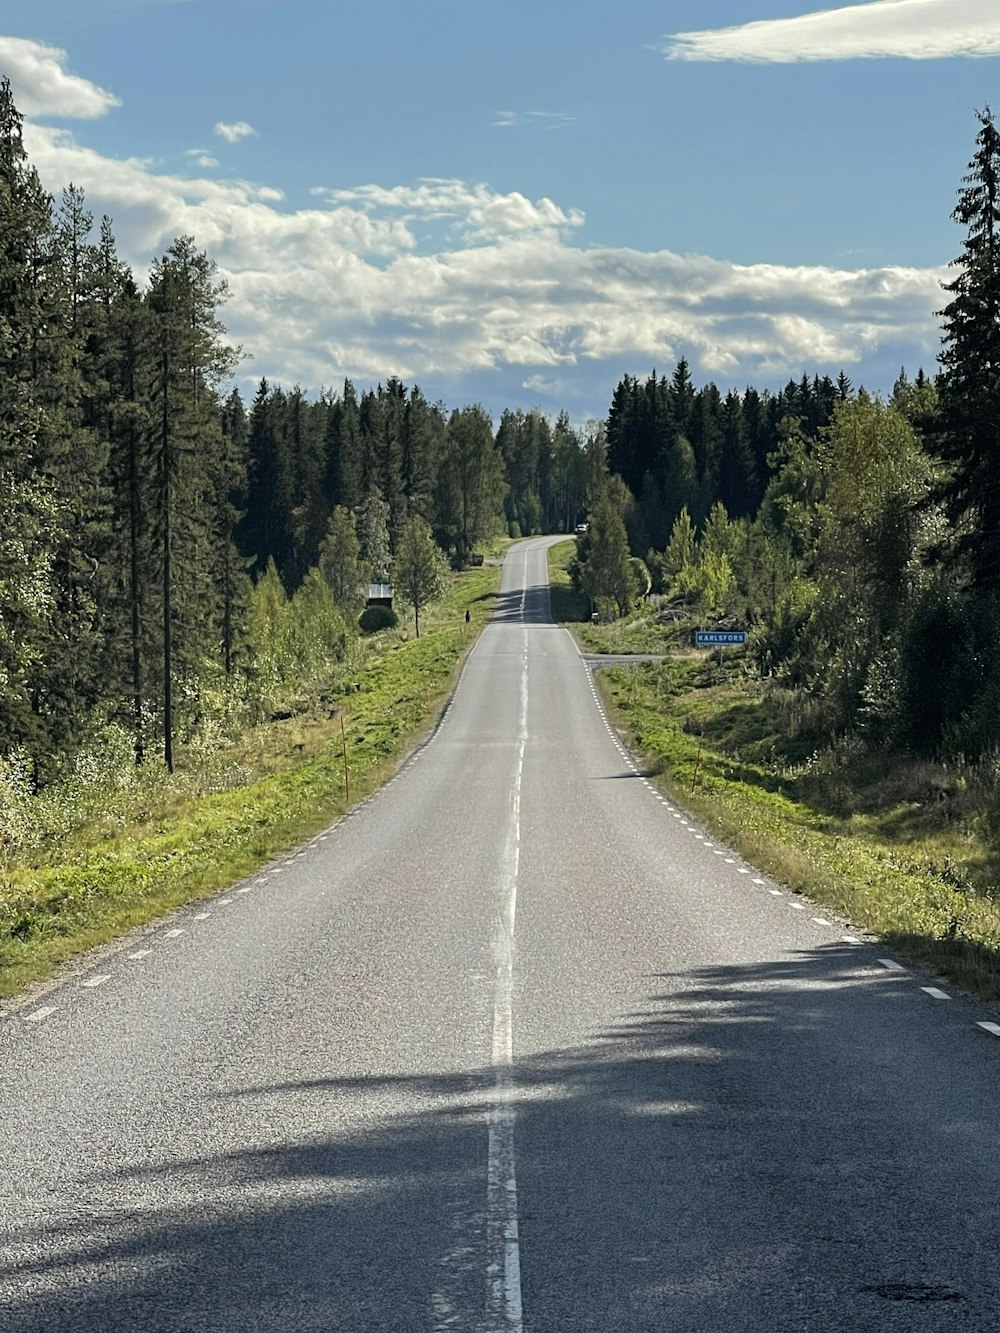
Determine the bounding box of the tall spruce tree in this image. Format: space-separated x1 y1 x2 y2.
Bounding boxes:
145 237 236 768
934 106 1000 588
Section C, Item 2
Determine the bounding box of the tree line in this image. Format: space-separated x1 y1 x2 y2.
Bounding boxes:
3 70 1000 789
575 109 1000 761
0 78 583 784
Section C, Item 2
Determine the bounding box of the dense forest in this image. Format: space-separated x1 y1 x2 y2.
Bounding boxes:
2 73 1000 797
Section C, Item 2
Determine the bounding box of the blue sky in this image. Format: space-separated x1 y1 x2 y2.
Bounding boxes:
3 1 998 420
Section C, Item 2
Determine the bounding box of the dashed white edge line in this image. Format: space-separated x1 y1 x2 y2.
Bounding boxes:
922 987 951 1001
24 1006 57 1023
80 975 110 989
878 958 906 972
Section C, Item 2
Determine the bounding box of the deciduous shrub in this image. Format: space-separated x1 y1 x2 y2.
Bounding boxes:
358 605 398 633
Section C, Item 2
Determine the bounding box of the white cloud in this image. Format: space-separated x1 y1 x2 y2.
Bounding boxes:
493 110 575 129
213 119 257 143
185 148 218 168
0 36 120 118
663 0 1000 63
22 119 942 406
323 178 584 241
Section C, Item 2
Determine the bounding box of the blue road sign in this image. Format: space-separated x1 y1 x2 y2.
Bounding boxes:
694 630 747 647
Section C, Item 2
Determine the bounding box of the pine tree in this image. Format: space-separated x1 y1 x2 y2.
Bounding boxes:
329 379 363 512
934 106 1000 587
145 236 236 768
216 389 250 674
719 390 757 518
400 384 441 526
0 80 108 769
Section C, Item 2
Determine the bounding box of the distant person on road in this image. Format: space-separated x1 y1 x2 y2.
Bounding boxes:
465 609 471 623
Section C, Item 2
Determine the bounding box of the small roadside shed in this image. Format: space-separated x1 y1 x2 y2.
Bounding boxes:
366 581 394 609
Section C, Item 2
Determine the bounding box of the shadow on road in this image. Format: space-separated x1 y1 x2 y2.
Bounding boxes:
486 584 555 627
3 945 999 1331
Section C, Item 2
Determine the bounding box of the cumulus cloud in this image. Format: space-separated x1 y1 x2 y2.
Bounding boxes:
0 36 120 118
22 119 942 406
323 178 584 242
213 119 257 143
663 0 1000 63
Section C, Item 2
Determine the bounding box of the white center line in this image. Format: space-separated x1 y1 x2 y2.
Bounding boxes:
80 975 110 989
485 623 525 1333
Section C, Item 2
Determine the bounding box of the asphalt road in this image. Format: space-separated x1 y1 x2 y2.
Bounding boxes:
3 535 1000 1332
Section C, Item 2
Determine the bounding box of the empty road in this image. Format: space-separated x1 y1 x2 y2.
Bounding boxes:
2 536 1000 1331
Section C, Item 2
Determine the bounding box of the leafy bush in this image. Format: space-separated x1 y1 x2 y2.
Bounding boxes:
247 563 350 714
358 604 398 633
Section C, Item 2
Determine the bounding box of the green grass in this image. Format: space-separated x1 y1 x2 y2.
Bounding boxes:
0 564 502 999
547 542 1000 1003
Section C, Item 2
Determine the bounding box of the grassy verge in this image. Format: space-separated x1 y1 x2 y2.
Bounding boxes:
0 564 503 1000
547 541 1000 1003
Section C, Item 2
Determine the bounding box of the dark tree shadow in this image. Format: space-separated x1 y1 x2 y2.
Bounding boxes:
4 945 1000 1331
